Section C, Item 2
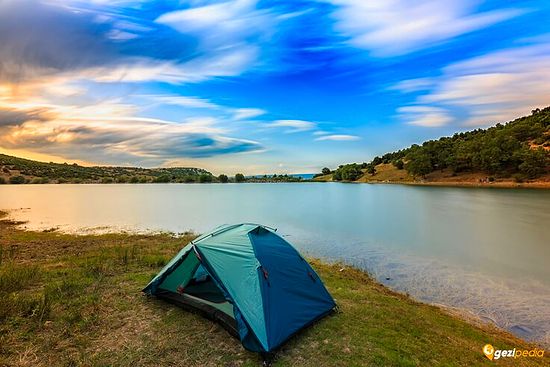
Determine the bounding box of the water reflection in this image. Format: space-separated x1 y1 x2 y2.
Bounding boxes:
1 183 549 345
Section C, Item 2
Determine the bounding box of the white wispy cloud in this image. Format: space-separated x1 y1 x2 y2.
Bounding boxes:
397 106 453 127
268 119 317 132
143 95 266 121
389 78 435 93
313 130 330 136
315 134 360 141
324 0 526 56
396 42 550 127
150 95 221 110
154 0 275 81
233 108 266 120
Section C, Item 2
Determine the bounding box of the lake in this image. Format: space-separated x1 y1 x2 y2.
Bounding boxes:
1 183 549 346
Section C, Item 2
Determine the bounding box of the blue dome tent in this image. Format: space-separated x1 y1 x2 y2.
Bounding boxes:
143 223 336 353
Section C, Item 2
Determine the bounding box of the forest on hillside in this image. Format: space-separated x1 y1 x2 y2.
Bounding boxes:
327 106 550 182
0 154 214 184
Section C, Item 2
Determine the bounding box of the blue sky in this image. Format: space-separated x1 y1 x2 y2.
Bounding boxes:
0 0 549 174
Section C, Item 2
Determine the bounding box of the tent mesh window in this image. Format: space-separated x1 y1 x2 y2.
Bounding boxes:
155 251 238 336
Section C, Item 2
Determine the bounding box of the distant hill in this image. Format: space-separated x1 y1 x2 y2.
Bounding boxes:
317 106 550 185
0 154 214 184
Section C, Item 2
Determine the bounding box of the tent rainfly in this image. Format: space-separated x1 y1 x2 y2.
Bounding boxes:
143 223 336 353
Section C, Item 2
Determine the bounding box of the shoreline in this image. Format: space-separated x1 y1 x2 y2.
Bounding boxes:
315 178 550 189
375 180 550 189
2 179 550 189
0 211 547 366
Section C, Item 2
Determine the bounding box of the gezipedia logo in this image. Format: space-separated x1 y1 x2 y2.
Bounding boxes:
483 344 545 360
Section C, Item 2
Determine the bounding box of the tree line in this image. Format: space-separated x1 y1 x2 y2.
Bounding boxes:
322 106 550 181
0 154 256 184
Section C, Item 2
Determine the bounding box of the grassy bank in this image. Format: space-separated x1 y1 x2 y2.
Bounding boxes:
0 212 546 366
315 163 550 188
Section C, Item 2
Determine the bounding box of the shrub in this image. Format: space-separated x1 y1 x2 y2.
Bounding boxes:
513 174 525 183
393 159 404 170
9 175 25 184
153 175 171 183
366 164 376 175
333 164 363 181
198 174 213 183
235 173 245 182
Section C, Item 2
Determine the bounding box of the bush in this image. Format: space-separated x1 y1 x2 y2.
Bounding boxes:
31 177 49 184
9 175 25 184
218 174 229 183
366 164 376 175
198 174 213 183
333 164 362 181
393 159 404 170
0 177 5 184
153 175 171 183
405 151 432 177
513 174 525 183
235 173 245 182
517 147 548 179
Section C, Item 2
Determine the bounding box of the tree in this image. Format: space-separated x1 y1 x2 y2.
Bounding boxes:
372 156 383 166
153 174 171 183
333 163 362 181
366 164 376 175
235 173 245 183
405 151 432 177
321 167 331 175
393 159 404 170
9 175 26 184
517 147 548 179
218 174 229 183
198 174 213 183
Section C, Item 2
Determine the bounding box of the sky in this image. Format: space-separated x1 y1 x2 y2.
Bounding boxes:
0 0 549 175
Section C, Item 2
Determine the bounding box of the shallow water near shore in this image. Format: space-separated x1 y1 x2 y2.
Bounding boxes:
1 183 549 346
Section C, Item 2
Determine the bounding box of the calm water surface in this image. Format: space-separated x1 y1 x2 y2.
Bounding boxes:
1 183 549 345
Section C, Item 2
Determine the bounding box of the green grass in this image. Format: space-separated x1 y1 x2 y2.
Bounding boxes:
0 212 547 366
